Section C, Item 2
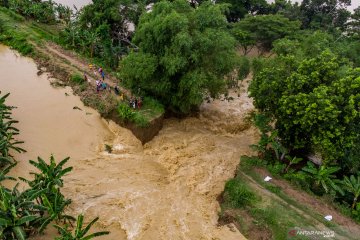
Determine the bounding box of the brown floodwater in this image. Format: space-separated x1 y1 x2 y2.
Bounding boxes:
0 45 257 240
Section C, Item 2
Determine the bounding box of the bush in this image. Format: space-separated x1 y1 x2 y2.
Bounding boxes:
142 97 164 116
251 57 266 76
0 7 25 22
237 56 250 80
117 102 134 121
70 73 84 85
223 178 258 208
0 31 33 55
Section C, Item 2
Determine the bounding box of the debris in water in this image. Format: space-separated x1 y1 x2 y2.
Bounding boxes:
105 144 112 153
264 176 272 182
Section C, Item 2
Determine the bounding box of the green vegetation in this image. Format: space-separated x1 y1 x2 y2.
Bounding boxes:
220 156 356 239
54 214 109 240
6 0 71 24
1 0 360 236
0 92 109 239
121 0 238 114
223 178 258 208
231 14 301 53
117 97 164 127
0 93 25 167
70 73 85 85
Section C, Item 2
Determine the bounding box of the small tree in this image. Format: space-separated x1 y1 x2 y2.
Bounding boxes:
301 161 342 194
342 175 360 209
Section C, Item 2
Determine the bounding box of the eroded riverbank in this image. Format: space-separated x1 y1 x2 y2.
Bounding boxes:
1 45 257 239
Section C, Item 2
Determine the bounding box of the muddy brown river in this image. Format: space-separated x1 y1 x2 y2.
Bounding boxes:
0 44 257 239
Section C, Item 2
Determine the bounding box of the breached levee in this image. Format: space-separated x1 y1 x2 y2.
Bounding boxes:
1 45 257 240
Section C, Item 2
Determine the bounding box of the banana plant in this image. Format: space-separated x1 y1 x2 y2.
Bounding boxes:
301 161 342 194
0 163 17 183
38 192 75 233
283 156 303 173
20 155 73 194
342 175 360 209
19 155 74 232
54 214 110 240
0 184 43 240
0 93 26 167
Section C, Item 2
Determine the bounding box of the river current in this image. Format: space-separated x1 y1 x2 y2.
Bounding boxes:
0 31 256 240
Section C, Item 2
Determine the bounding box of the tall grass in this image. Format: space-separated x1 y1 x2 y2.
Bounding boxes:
223 178 258 208
0 13 33 55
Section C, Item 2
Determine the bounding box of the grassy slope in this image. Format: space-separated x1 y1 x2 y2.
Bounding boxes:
220 156 358 240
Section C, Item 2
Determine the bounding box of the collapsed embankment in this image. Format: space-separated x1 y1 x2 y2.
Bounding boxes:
1 43 258 239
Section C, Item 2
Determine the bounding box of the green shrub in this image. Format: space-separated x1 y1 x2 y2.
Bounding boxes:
251 57 266 76
223 178 258 208
142 97 164 116
237 56 250 80
117 102 134 121
117 102 151 127
267 162 286 176
132 112 149 128
0 31 33 55
352 203 360 223
0 7 25 22
70 73 84 85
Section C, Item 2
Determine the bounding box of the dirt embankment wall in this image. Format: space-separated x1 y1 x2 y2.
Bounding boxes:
34 51 164 144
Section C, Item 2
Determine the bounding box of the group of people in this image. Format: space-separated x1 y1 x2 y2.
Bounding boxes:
88 63 142 109
95 79 109 93
129 97 142 109
89 64 105 80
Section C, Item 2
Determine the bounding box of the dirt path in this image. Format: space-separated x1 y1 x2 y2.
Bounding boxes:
253 168 360 236
33 40 131 98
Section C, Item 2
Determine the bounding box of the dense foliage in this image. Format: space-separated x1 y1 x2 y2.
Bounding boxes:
0 93 25 167
217 0 269 22
60 0 154 68
3 0 71 24
120 0 237 114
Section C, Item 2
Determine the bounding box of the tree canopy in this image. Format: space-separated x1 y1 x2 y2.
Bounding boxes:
250 47 360 165
216 0 269 22
300 0 351 30
232 14 301 53
120 0 237 114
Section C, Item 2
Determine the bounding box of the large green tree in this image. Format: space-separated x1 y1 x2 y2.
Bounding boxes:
120 0 237 114
216 0 269 22
250 50 360 165
300 0 351 30
232 14 301 53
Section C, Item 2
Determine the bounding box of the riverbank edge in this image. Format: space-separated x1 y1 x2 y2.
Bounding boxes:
0 7 164 144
